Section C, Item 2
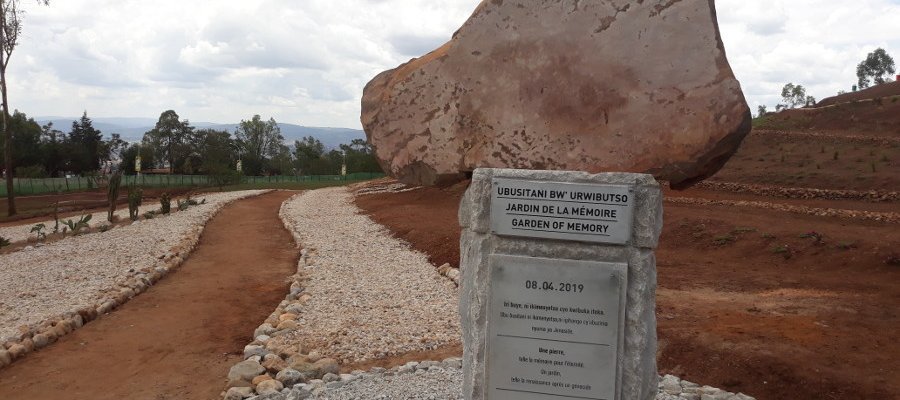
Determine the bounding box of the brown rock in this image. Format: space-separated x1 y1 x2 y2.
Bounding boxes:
7 344 27 360
225 378 251 389
32 334 50 349
275 320 299 331
262 355 288 373
21 338 34 353
361 0 750 188
255 379 284 396
251 374 273 386
313 358 340 376
0 349 10 367
52 324 67 338
278 313 298 322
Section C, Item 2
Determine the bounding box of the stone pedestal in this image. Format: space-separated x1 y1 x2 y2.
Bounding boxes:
459 168 662 400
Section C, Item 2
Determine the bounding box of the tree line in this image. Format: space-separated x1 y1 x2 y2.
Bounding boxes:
0 109 382 180
757 47 896 117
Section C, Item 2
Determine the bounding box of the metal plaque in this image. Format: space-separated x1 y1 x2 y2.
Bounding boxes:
491 178 635 245
488 255 627 400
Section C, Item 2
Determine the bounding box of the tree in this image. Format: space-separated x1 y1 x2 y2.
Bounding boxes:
119 144 155 176
0 110 41 176
143 110 195 174
2 0 50 216
234 115 283 176
805 96 817 107
66 112 103 173
756 105 767 118
340 138 382 174
195 129 237 175
40 121 63 176
293 136 325 174
780 83 808 109
856 48 896 89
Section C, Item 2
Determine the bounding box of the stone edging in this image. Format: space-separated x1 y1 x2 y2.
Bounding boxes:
0 190 273 370
657 374 756 400
226 360 756 400
227 358 464 400
220 193 340 398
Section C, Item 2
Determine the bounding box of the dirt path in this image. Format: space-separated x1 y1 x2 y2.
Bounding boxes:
0 191 298 400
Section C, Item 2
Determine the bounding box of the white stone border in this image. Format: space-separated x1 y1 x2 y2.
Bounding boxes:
0 190 273 370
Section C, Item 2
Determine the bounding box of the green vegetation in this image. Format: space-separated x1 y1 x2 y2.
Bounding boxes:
62 214 92 235
128 186 143 221
160 193 172 214
857 48 896 89
713 235 736 246
772 245 791 259
0 236 9 249
107 171 122 222
30 223 46 241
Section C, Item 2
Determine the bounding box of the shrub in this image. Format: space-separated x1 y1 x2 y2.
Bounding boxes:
15 165 48 178
30 224 47 241
160 193 172 214
128 186 143 221
0 236 10 248
772 245 792 259
107 171 123 223
63 214 92 235
143 210 157 220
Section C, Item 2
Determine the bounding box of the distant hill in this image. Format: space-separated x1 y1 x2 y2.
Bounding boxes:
754 81 900 135
34 117 366 149
816 81 900 107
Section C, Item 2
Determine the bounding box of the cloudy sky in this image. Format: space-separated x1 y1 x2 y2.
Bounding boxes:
9 0 900 129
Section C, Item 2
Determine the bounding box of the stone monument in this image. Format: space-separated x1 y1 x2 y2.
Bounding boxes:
459 168 662 400
362 0 751 188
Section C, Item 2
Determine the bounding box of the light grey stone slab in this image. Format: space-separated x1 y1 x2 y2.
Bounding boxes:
460 168 662 400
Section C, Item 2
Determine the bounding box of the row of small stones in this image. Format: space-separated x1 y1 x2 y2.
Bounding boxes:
658 375 756 400
222 194 464 399
225 358 464 400
0 191 271 370
224 362 757 400
665 196 900 223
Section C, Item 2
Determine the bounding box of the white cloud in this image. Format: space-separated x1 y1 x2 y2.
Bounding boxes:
7 0 900 128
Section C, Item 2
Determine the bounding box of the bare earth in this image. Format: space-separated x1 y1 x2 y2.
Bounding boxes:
354 172 900 400
0 191 298 400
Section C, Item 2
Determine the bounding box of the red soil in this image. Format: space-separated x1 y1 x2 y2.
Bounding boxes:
354 180 900 400
0 191 299 400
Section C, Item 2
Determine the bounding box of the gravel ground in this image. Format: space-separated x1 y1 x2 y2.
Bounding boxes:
308 365 464 400
275 188 460 364
0 205 133 244
0 190 267 341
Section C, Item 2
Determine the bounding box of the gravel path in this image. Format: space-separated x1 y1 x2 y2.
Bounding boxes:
275 188 460 364
0 205 133 244
0 190 268 342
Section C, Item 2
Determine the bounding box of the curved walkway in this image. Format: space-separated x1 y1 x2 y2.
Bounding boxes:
0 191 299 400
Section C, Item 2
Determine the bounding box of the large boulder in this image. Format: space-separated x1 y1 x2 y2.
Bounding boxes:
362 0 751 188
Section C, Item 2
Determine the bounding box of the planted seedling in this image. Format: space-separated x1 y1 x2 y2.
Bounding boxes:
62 214 92 235
713 235 736 246
30 224 47 241
772 245 792 259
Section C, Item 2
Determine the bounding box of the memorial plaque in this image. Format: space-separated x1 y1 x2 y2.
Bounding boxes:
491 178 635 245
488 255 627 400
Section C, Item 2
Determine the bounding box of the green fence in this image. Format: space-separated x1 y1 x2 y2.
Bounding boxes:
0 172 385 196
